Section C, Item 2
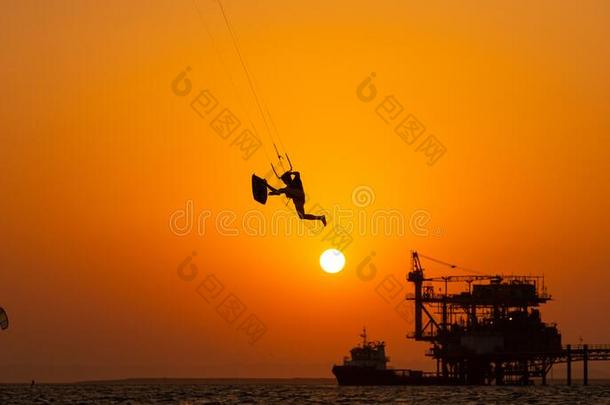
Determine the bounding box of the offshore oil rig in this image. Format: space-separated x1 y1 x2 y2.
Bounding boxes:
333 251 610 385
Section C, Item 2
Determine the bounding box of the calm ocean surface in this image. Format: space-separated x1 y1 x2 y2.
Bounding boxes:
1 383 610 404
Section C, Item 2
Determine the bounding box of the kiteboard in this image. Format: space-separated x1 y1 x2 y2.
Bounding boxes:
252 174 268 205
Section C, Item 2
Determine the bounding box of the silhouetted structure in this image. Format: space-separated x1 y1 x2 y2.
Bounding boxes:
333 252 610 385
407 251 610 385
333 328 445 385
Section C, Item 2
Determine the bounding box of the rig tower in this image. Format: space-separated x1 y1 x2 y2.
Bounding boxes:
407 251 562 385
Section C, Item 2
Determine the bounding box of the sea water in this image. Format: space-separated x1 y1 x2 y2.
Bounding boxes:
1 383 610 404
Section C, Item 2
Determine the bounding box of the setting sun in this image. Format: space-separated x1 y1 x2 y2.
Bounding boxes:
320 249 346 274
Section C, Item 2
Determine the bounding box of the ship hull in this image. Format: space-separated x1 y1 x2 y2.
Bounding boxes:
332 365 449 386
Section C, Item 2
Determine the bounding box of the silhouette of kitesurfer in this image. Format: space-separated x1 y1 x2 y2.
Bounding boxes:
266 171 326 226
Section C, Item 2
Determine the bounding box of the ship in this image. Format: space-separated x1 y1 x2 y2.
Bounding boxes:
332 328 447 385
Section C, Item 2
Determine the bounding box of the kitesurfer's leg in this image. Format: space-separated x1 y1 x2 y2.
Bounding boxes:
294 201 326 226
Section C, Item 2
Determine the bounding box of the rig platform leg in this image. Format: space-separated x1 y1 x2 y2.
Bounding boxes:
567 345 572 386
542 358 547 386
583 344 589 386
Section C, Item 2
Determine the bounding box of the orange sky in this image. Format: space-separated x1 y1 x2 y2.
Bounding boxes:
1 0 610 382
